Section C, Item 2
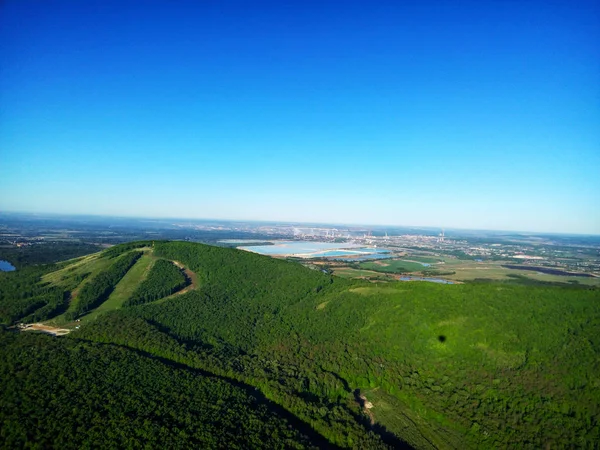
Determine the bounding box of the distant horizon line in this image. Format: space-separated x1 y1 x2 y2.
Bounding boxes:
2 209 598 237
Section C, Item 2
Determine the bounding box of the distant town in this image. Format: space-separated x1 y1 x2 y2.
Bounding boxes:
1 212 599 284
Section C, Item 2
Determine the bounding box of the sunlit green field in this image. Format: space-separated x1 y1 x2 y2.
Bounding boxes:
360 259 429 273
333 267 392 278
82 253 155 322
440 260 600 286
332 255 600 287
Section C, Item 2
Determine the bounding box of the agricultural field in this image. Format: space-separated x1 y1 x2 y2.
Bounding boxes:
402 255 443 264
331 267 392 279
439 260 600 286
360 259 436 274
331 254 600 287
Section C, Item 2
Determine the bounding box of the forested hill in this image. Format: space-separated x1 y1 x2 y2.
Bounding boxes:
1 241 599 449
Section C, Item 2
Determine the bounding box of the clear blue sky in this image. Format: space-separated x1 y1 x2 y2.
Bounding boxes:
1 1 598 233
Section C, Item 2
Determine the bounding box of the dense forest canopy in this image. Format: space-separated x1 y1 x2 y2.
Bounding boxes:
0 264 69 325
0 330 321 449
124 259 188 306
0 240 598 449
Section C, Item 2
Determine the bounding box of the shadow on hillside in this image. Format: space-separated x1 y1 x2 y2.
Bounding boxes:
88 340 341 449
354 389 414 449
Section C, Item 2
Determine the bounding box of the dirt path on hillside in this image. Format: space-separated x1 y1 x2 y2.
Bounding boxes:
166 261 198 298
19 323 71 336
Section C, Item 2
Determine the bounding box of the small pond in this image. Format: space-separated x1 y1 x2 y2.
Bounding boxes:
0 260 16 272
399 276 454 284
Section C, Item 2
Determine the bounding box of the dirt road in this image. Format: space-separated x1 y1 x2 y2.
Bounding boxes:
20 323 71 336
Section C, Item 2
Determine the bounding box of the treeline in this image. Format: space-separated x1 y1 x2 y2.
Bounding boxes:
124 259 188 306
0 265 68 325
102 241 154 259
0 242 101 269
68 251 142 319
0 330 319 449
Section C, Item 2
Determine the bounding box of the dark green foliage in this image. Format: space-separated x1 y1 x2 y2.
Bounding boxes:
5 241 600 448
122 241 599 448
0 265 68 324
124 259 188 306
421 270 456 276
102 241 154 259
0 330 320 449
75 312 390 449
0 242 101 269
149 241 340 350
73 251 142 317
359 260 425 274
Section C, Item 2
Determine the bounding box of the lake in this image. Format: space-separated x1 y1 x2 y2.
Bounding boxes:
239 241 391 259
399 276 454 284
240 241 356 256
0 260 16 271
318 249 394 261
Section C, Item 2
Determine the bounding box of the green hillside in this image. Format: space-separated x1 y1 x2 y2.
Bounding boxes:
1 241 599 448
0 330 322 449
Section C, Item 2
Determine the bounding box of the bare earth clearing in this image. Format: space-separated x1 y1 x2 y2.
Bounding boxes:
19 254 199 335
19 323 71 336
166 261 198 297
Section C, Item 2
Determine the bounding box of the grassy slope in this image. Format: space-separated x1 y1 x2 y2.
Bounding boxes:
42 252 109 286
44 253 114 325
0 242 101 269
82 253 154 322
44 250 154 325
40 248 194 326
403 256 441 264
